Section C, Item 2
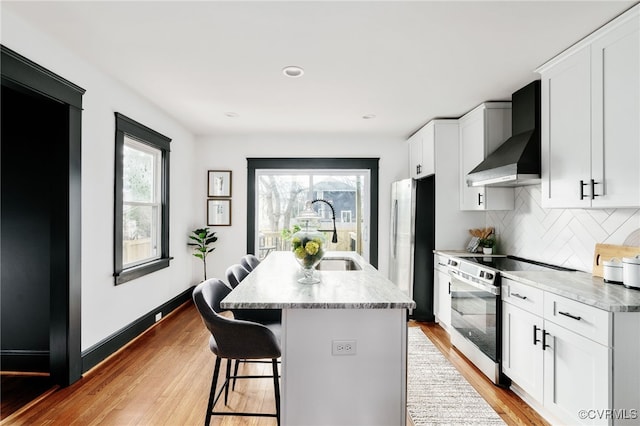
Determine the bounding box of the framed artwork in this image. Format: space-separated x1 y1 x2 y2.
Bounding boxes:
207 170 232 198
207 199 231 226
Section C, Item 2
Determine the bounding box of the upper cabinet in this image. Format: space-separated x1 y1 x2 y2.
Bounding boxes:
459 102 515 211
537 5 640 208
408 122 435 179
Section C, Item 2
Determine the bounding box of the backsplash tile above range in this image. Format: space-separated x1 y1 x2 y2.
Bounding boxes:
486 185 640 273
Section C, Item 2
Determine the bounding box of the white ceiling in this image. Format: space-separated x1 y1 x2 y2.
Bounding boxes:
3 1 635 139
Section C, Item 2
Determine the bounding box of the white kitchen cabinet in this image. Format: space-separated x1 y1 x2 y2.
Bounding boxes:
539 47 592 208
502 302 544 402
542 320 611 425
590 12 640 208
538 5 640 208
408 130 423 180
458 102 514 210
433 255 451 330
408 122 435 179
502 277 640 425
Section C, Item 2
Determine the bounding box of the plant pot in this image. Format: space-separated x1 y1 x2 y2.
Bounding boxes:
482 247 493 255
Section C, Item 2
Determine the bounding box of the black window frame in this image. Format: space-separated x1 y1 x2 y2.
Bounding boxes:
247 157 379 268
114 112 171 285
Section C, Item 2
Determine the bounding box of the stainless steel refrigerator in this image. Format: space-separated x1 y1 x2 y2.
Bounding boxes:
389 176 435 321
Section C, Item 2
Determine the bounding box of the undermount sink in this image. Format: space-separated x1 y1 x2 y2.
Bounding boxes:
315 257 362 271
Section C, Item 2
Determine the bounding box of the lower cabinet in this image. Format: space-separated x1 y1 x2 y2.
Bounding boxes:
502 278 636 425
502 302 544 401
542 320 610 424
434 268 451 329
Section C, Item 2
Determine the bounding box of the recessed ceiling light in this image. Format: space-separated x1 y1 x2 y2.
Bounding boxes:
282 66 304 78
225 112 239 118
362 114 376 120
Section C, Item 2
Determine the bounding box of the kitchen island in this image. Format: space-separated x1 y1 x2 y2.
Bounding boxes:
221 251 416 426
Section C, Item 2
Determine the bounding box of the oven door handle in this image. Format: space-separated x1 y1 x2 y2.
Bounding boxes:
448 270 500 295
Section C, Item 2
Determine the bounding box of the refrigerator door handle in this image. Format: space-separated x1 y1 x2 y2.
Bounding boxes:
392 199 398 258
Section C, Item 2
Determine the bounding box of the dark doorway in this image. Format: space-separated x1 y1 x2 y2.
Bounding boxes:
1 84 66 371
1 46 84 387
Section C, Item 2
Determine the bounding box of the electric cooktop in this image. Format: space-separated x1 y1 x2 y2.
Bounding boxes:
462 255 575 272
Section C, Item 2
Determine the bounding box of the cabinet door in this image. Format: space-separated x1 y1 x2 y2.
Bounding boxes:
408 131 423 180
421 124 435 177
459 105 514 211
459 110 487 210
543 320 611 425
541 47 592 208
502 302 544 402
435 269 451 329
591 16 640 208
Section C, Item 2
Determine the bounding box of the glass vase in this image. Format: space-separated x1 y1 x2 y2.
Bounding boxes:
291 228 326 284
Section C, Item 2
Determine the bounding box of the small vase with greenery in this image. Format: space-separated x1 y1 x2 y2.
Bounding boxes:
479 237 496 254
188 228 217 281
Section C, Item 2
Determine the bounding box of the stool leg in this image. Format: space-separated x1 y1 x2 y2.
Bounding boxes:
272 358 281 426
205 357 221 426
232 359 240 390
224 359 232 405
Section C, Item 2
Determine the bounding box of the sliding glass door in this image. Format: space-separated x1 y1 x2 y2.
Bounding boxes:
247 158 379 267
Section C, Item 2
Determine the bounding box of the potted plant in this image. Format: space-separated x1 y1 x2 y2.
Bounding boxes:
479 236 496 255
188 227 217 281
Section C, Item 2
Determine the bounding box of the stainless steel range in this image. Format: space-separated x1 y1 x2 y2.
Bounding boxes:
446 255 572 385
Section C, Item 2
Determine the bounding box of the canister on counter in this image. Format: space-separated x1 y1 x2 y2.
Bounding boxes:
622 255 640 289
603 258 623 284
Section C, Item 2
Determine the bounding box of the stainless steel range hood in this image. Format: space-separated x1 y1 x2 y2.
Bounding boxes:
467 81 541 187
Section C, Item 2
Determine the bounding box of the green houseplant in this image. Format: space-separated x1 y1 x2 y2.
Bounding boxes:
479 236 496 254
188 227 217 280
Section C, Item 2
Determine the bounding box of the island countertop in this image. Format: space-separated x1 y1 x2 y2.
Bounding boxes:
220 251 416 309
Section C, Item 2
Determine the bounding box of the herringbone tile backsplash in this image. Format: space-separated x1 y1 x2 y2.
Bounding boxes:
486 186 640 272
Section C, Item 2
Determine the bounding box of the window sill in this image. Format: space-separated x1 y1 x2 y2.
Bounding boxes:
115 257 172 285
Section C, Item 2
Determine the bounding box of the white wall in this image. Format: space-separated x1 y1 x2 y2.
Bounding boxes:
487 185 640 272
194 134 408 283
2 10 200 351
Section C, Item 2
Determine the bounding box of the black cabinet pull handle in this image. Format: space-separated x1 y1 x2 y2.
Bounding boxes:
512 293 527 300
591 179 600 199
533 325 540 346
448 282 451 295
579 180 588 200
478 193 483 206
542 330 551 350
558 311 582 321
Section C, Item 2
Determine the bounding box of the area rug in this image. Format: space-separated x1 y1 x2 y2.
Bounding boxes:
407 327 505 425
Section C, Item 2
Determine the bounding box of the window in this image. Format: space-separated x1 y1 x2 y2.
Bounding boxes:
247 158 379 267
114 113 171 284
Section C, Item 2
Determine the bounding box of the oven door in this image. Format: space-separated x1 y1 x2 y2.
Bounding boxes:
449 271 499 363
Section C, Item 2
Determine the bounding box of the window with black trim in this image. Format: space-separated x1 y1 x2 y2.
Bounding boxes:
114 113 171 284
247 158 379 268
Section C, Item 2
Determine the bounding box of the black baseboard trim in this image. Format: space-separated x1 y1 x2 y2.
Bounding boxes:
81 286 195 373
1 350 50 372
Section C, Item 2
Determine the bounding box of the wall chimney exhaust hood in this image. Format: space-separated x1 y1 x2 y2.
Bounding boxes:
467 80 541 187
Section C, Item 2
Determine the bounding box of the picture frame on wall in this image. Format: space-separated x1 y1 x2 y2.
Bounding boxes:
207 199 231 226
207 170 232 198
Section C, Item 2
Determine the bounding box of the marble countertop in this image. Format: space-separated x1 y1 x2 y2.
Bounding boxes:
221 251 416 309
501 270 640 312
435 249 640 312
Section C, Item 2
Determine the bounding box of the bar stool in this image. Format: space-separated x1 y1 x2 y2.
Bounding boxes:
225 264 250 289
192 279 281 426
240 254 260 271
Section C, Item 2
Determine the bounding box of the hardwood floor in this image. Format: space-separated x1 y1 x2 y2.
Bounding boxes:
2 303 547 425
0 374 56 420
